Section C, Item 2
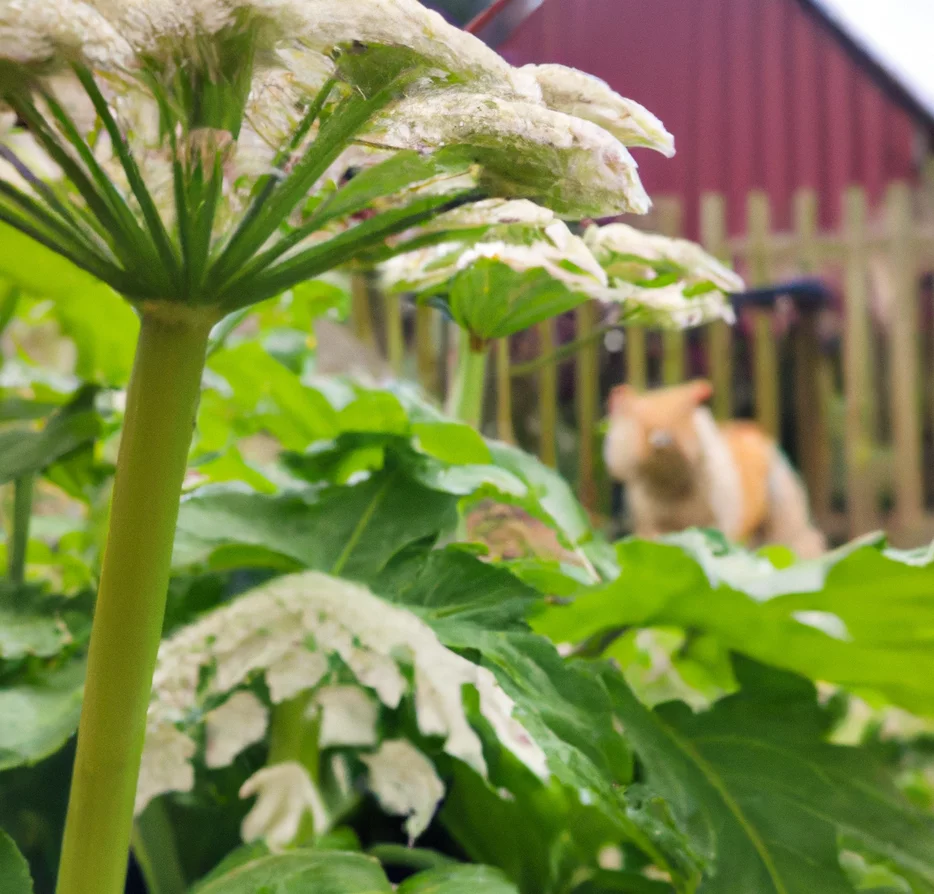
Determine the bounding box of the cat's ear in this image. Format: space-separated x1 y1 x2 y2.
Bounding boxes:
687 379 714 405
608 384 635 415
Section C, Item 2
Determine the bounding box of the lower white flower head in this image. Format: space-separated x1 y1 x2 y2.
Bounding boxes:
135 572 548 820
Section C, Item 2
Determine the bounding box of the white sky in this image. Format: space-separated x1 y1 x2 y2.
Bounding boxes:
817 0 934 115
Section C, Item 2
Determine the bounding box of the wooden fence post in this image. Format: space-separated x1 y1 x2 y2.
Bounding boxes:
383 292 405 375
575 301 599 509
495 337 516 443
537 318 558 467
415 304 440 397
886 182 924 539
700 193 733 418
747 192 780 437
626 328 648 390
659 197 687 385
350 271 376 350
791 189 832 526
842 186 876 535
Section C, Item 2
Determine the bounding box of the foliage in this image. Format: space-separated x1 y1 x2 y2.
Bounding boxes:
0 3 931 893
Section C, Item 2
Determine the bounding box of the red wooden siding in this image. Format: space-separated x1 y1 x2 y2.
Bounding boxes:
497 0 927 235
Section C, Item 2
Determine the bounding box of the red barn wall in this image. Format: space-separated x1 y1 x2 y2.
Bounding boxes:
498 0 924 236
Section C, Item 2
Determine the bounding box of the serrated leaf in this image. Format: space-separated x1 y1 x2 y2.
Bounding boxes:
606 658 934 894
173 475 457 579
0 606 69 660
0 659 84 771
572 870 674 893
535 536 934 714
0 387 101 485
0 225 138 384
192 850 391 894
398 863 520 894
448 258 593 340
0 829 33 894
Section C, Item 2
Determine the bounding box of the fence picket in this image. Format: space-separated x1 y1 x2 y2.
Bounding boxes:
747 192 780 437
842 186 876 535
886 182 924 538
701 193 733 418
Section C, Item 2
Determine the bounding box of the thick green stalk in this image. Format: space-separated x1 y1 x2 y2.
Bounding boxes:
56 308 213 894
8 474 34 584
447 329 487 428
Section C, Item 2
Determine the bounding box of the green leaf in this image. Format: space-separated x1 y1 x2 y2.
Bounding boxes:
410 422 491 465
606 658 934 894
0 386 101 485
0 585 70 659
572 870 674 893
535 535 934 714
192 850 391 894
173 474 457 580
448 258 591 340
0 829 34 894
398 864 520 894
485 441 592 549
0 659 84 770
0 227 138 384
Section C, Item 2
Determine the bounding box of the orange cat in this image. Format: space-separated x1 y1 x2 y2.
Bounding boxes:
603 379 826 558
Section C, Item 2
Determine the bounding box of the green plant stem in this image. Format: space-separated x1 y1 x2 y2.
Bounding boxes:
268 693 323 844
56 308 213 894
8 474 34 584
447 329 487 428
131 801 186 894
268 693 320 782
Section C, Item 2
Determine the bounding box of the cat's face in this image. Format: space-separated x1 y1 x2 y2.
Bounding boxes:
603 380 713 489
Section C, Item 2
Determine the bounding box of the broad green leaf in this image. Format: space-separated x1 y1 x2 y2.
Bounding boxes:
0 387 101 485
0 659 84 770
173 475 457 579
380 550 696 882
607 658 934 894
0 601 70 660
398 863 520 894
572 870 674 893
486 441 592 548
375 547 537 630
410 422 490 465
0 226 138 384
193 850 391 894
448 258 592 340
0 829 33 894
206 343 339 450
535 537 934 714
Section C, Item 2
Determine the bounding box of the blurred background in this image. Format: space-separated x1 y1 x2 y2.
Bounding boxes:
363 0 934 547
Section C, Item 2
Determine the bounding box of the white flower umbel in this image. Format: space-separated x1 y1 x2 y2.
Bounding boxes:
239 761 329 850
585 222 744 294
361 739 445 842
524 64 675 157
0 0 131 71
382 219 607 298
370 89 651 218
136 572 547 816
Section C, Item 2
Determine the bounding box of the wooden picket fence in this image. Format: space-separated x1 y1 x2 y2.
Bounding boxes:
360 180 934 547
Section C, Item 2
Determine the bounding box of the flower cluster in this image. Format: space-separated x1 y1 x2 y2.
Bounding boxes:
136 571 547 843
0 0 679 313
